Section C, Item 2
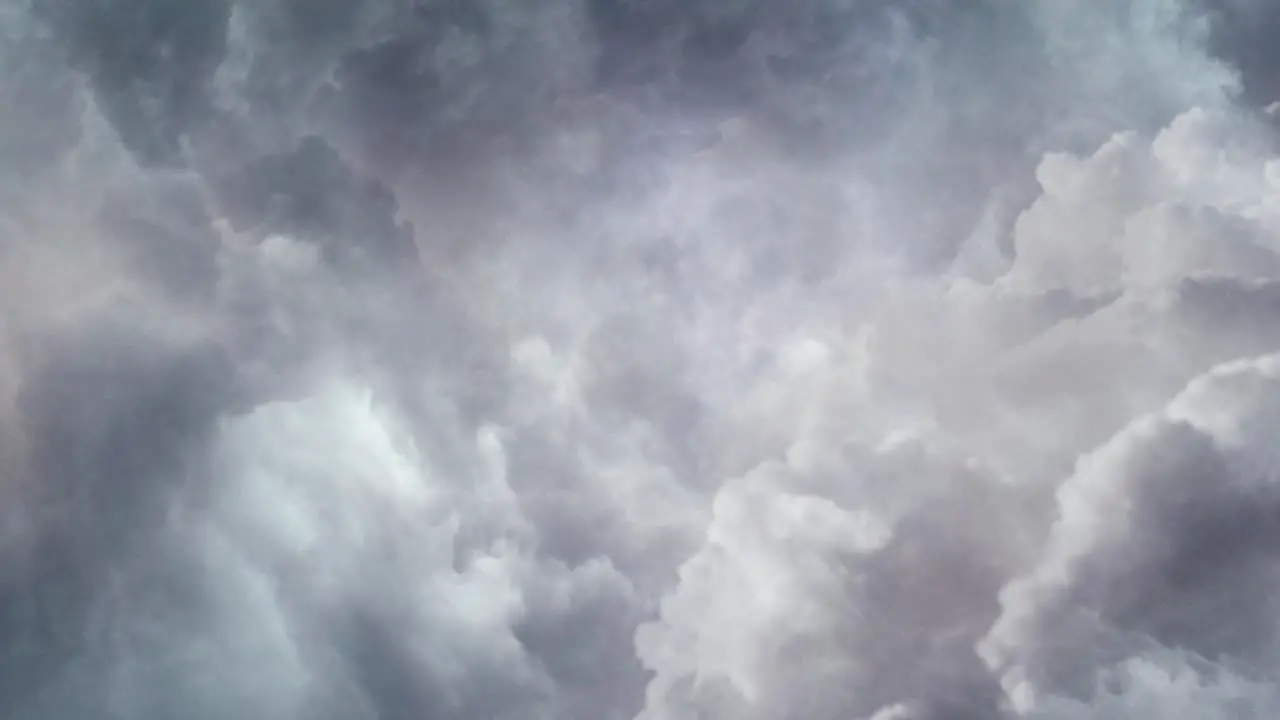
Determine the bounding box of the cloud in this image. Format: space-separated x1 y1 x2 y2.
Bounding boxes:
4 1 1280 719
631 87 1280 720
34 0 233 166
980 355 1280 715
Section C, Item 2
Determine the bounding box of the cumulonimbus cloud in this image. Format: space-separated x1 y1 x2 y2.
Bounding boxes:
3 1 1280 719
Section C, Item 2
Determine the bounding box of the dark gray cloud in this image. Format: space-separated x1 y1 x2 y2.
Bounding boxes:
0 319 235 715
1201 0 1280 106
212 135 417 271
34 0 232 166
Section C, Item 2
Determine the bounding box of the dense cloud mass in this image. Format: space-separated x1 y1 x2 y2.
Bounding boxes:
5 0 1280 718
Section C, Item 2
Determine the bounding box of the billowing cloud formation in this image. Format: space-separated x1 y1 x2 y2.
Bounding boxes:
5 1 1280 719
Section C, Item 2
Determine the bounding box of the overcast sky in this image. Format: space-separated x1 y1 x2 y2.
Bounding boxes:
4 1 1280 718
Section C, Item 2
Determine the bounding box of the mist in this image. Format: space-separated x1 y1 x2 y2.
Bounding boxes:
3 1 1280 718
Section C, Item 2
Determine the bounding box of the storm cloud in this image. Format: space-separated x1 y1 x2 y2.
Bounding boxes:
4 1 1280 718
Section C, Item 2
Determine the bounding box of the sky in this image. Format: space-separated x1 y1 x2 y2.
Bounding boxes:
3 1 1280 718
